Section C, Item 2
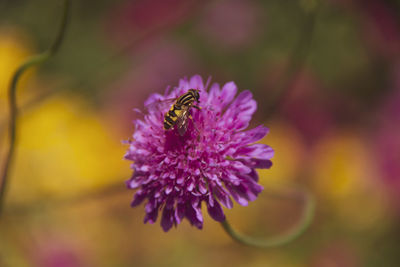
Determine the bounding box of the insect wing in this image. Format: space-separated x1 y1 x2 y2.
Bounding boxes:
145 97 176 112
176 108 189 136
177 116 189 136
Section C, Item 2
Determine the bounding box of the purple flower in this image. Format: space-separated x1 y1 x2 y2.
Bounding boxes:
125 75 273 231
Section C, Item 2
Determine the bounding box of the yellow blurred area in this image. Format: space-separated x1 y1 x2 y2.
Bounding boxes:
258 121 306 187
7 96 128 203
0 27 36 103
311 131 376 198
311 131 390 231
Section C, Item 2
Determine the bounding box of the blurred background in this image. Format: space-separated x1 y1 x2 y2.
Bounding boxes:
1 0 400 266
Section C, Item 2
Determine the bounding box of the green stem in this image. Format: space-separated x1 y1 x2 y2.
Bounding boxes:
220 187 315 248
0 0 71 216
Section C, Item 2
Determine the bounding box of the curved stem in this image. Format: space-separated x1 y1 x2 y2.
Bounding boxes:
220 187 315 248
0 0 71 216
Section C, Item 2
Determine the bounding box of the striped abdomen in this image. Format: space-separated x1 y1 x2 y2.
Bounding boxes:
163 104 183 130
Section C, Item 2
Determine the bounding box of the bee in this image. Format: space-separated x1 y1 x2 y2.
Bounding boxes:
163 89 201 136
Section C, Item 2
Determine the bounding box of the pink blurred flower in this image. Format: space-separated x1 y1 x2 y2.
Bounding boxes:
311 241 360 267
197 0 263 50
261 67 335 146
360 0 400 58
280 72 334 145
374 63 400 205
105 0 200 45
30 237 86 267
329 0 400 58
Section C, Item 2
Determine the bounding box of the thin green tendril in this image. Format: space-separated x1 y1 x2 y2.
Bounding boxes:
0 0 71 216
221 187 315 248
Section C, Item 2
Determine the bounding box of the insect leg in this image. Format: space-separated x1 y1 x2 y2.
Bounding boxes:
188 114 201 135
192 105 201 110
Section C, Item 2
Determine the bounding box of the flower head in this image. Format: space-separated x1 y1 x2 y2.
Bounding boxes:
125 75 273 231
